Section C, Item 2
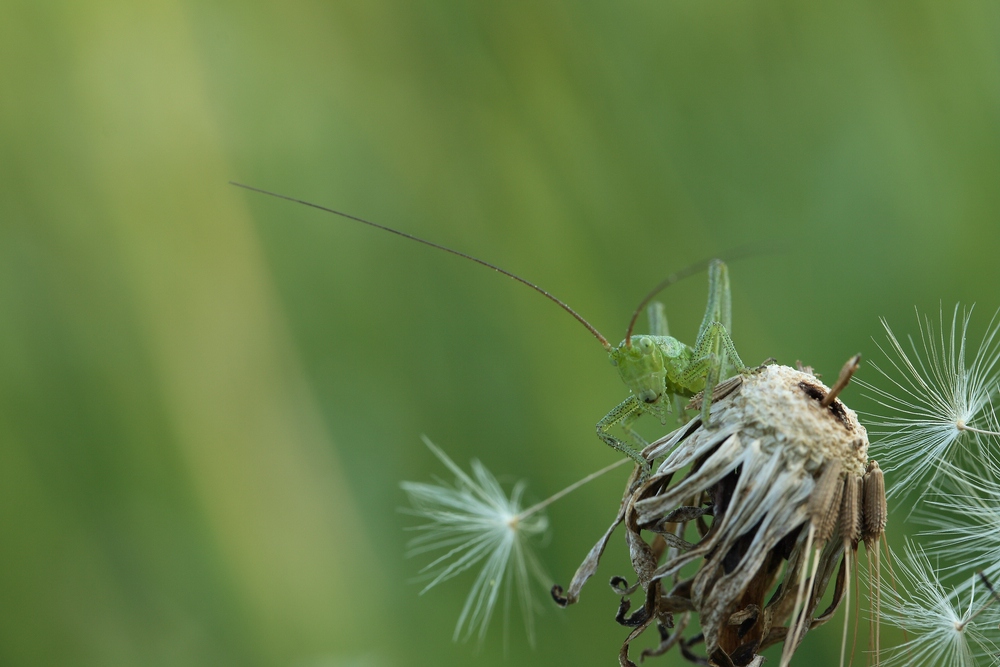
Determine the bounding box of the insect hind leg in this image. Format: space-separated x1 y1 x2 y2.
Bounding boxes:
696 259 734 342
647 301 670 337
684 322 747 426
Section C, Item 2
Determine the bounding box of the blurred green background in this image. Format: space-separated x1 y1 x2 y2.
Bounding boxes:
2 1 999 665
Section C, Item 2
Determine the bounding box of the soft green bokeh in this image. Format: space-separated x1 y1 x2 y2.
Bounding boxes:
2 1 999 665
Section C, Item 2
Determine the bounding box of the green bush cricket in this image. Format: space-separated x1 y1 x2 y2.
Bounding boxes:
232 182 748 474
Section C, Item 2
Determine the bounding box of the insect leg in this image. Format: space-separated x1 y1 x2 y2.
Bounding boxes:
596 396 651 474
697 321 747 374
682 323 748 426
675 353 718 426
621 421 651 450
695 259 733 342
646 301 669 337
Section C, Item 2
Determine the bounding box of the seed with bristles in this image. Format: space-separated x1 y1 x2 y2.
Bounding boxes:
809 458 845 543
863 460 887 547
840 475 863 548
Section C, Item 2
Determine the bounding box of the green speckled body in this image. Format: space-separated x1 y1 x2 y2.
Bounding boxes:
609 335 698 409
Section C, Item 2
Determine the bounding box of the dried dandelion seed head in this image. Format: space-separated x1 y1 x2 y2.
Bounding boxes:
880 542 1000 667
860 305 1000 494
555 363 883 667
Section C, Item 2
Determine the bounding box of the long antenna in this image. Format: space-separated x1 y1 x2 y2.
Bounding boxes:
231 182 612 350
623 243 773 346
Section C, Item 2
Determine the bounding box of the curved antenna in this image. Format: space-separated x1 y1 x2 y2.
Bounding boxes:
623 243 772 346
231 182 612 350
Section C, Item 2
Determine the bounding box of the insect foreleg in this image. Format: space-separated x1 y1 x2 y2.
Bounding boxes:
596 396 651 474
622 420 651 450
679 353 720 426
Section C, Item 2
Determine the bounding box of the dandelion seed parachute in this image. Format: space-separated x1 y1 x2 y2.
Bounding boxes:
400 437 549 643
860 305 1000 494
880 541 1000 667
554 364 881 666
921 448 1000 584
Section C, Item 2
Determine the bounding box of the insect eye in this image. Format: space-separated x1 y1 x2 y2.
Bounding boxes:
639 338 654 352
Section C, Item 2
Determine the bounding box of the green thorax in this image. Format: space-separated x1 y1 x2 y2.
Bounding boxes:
608 335 698 405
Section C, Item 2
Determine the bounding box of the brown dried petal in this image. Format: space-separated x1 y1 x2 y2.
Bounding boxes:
660 595 697 613
610 575 638 596
615 596 649 628
810 550 849 626
653 531 697 552
679 633 710 666
728 604 761 627
640 614 690 660
618 612 657 667
626 495 661 588
636 433 745 523
709 648 737 667
685 374 745 411
660 505 714 523
552 466 643 606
